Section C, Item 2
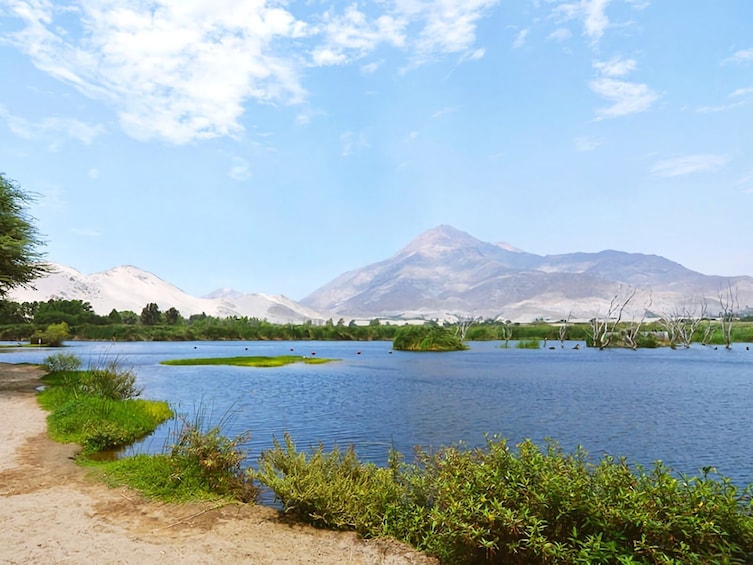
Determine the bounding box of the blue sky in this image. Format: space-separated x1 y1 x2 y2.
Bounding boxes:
1 1 752 300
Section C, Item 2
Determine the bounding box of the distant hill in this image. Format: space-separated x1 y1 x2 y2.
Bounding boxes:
8 264 326 324
300 225 753 321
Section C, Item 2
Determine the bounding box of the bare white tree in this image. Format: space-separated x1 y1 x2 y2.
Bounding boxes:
623 292 653 350
661 298 708 349
718 283 739 349
588 287 637 350
558 309 573 347
452 314 481 341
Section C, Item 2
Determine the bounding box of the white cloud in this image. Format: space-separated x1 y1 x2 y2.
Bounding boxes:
360 60 384 74
0 105 105 144
731 86 753 98
594 56 636 77
590 78 658 118
650 154 730 178
547 28 572 42
5 1 308 144
340 130 368 157
228 157 251 181
311 6 405 66
512 28 529 49
723 48 753 65
4 0 499 144
553 0 611 44
400 0 499 62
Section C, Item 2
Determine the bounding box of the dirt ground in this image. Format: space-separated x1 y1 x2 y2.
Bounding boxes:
0 362 437 565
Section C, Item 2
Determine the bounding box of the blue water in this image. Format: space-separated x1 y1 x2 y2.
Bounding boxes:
3 340 753 486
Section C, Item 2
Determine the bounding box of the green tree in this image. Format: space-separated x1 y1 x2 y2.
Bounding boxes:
164 306 182 325
0 174 49 297
107 309 123 324
140 303 162 326
32 321 70 346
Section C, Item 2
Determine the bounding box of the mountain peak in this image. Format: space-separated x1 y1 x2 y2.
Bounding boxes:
399 225 482 255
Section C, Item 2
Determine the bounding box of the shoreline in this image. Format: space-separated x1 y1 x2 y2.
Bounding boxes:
0 362 435 565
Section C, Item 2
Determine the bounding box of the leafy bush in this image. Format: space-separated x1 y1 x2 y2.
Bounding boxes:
255 436 753 565
168 415 257 502
42 352 82 373
516 339 540 349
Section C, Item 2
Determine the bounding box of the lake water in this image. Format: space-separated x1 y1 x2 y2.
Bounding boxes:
3 340 753 486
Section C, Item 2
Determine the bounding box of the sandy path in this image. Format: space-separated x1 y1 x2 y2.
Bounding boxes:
0 363 437 565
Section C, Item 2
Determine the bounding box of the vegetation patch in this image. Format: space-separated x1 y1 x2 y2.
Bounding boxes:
255 435 753 565
160 355 336 367
392 325 468 351
38 356 172 454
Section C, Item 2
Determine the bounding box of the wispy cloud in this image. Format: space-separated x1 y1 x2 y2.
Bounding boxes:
340 130 368 157
650 154 730 178
589 58 657 118
553 0 611 44
3 0 498 144
228 157 252 181
512 29 529 49
722 48 753 66
547 28 572 42
590 78 657 119
731 86 753 98
0 105 105 145
593 56 636 77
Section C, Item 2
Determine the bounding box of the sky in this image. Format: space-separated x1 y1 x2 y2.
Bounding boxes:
1 1 752 300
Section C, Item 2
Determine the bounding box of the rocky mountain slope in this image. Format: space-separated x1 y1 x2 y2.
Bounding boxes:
301 225 753 321
8 264 325 324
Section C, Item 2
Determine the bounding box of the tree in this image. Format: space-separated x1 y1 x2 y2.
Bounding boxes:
0 174 49 297
588 287 637 349
718 283 738 350
164 307 182 325
140 303 162 326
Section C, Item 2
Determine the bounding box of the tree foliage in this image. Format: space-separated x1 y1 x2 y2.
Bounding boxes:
0 174 48 297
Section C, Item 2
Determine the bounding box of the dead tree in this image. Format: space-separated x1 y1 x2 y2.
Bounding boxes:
589 287 637 350
558 309 573 347
623 292 652 350
718 283 739 349
661 299 708 349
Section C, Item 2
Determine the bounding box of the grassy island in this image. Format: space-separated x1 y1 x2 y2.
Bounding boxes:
392 325 467 351
160 355 336 367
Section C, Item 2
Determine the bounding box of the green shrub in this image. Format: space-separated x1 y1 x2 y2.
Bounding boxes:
516 339 541 349
42 352 82 373
168 415 257 502
255 436 753 565
81 358 142 400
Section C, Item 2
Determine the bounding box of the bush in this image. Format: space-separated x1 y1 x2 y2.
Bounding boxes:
42 352 82 373
516 339 540 349
168 415 257 502
393 325 467 351
81 358 142 400
255 436 753 565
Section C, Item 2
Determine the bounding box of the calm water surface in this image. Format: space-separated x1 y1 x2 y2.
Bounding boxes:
3 340 752 486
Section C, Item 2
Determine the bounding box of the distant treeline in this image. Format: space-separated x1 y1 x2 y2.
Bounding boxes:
1 298 752 344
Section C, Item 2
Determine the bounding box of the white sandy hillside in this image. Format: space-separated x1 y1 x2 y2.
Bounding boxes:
9 263 327 323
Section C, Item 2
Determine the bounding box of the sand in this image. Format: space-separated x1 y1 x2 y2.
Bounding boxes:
0 363 437 565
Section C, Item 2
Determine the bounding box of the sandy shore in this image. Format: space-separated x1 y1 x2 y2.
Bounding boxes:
0 363 436 565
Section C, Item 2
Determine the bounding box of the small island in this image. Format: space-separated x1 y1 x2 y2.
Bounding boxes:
161 355 337 368
392 325 467 352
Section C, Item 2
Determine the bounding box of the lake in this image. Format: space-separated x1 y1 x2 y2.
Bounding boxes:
3 340 752 486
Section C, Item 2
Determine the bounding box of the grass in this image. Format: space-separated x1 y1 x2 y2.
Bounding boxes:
38 370 172 453
160 355 336 367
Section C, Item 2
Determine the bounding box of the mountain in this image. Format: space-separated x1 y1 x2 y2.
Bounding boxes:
8 264 326 324
301 225 753 321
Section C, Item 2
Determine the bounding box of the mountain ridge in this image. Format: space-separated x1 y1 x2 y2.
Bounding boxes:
9 225 753 323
